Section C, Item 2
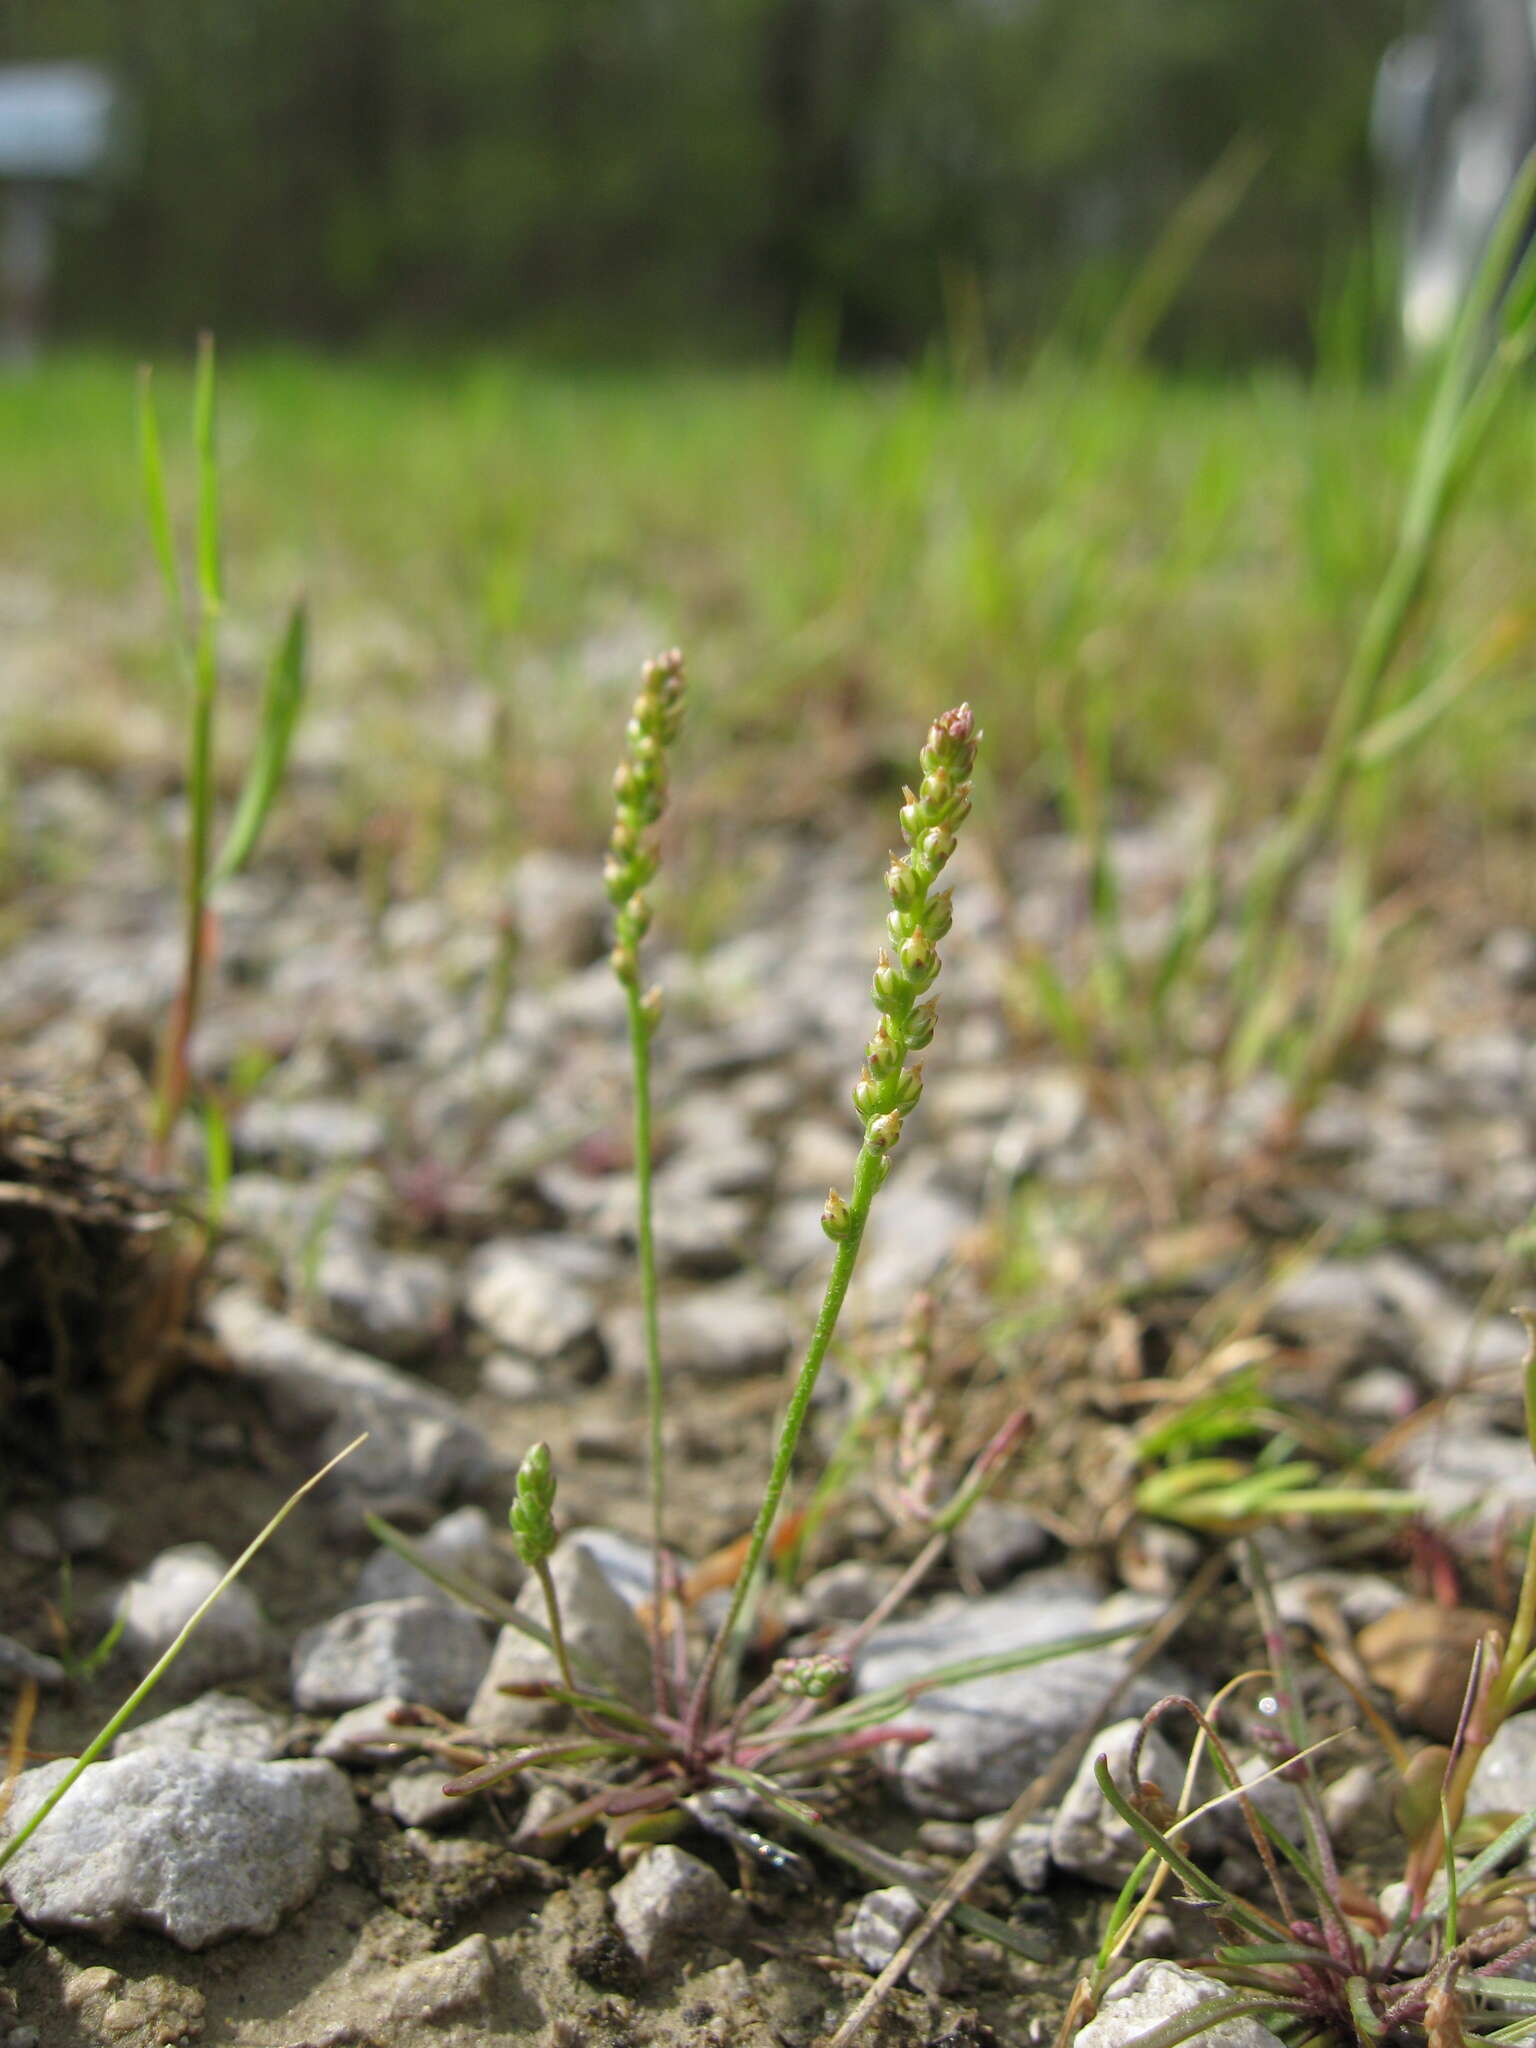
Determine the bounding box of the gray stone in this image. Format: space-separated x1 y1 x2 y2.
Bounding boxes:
293 1597 491 1715
236 1098 386 1169
372 1934 496 2023
953 1500 1052 1586
349 1506 514 1610
314 1696 416 1766
1074 1961 1287 2048
1484 928 1536 991
480 1352 542 1401
1001 1819 1052 1891
602 1280 793 1381
380 1759 469 1831
469 1543 653 1739
610 1846 739 1969
115 1544 274 1693
853 1575 1173 1818
464 1241 601 1372
311 1233 456 1362
0 1633 63 1689
56 1497 113 1555
837 1885 955 1995
1392 1421 1536 1528
207 1289 492 1508
1050 1720 1217 1888
1465 1714 1536 1822
1 1750 357 1948
113 1693 289 1762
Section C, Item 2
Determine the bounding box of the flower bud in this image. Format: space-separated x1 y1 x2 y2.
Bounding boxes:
509 1442 559 1567
639 985 664 1035
821 1188 852 1241
866 1110 903 1152
891 1064 924 1113
866 1019 902 1075
852 1066 882 1120
898 927 933 975
905 998 938 1050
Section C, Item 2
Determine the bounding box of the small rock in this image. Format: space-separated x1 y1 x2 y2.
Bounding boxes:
115 1544 274 1692
56 1498 114 1555
610 1846 739 1970
1394 1421 1536 1528
207 1289 491 1509
293 1597 491 1715
0 1633 63 1689
380 1758 469 1831
481 1352 542 1401
350 1506 513 1610
314 1696 415 1765
1002 1820 1053 1891
1357 1601 1507 1741
953 1500 1052 1586
837 1885 955 1995
1074 1960 1288 2048
1465 1714 1536 1822
113 1692 289 1762
1321 1762 1391 1855
1486 928 1536 991
465 1241 602 1375
311 1232 456 1362
508 850 609 969
799 1559 900 1625
854 1574 1176 1818
469 1544 653 1739
374 1933 496 2022
2 1750 357 1948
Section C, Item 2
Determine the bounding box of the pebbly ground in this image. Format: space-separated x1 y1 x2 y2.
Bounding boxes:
4 759 1536 2047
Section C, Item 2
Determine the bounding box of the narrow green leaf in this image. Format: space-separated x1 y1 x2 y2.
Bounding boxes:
193 331 222 616
212 600 308 884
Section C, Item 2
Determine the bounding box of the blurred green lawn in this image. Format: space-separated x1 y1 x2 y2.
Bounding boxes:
1 352 1532 872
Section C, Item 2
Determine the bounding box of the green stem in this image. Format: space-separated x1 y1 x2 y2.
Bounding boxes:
534 1557 577 1697
688 1139 886 1736
624 981 667 1679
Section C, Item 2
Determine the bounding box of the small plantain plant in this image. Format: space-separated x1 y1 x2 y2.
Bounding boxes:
1063 1311 1536 2048
372 671 1138 1928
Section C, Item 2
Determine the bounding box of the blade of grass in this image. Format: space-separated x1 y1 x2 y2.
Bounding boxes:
0 1434 365 1873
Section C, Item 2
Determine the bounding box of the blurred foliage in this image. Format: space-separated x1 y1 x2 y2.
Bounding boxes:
3 0 1401 361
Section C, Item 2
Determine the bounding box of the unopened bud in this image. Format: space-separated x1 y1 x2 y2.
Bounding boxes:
510 1442 559 1567
905 999 938 1050
866 1111 904 1153
639 985 664 1035
773 1652 850 1700
821 1189 853 1241
892 1065 924 1113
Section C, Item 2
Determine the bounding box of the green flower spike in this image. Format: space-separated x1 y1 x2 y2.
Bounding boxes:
605 647 686 998
829 700 979 1211
691 704 981 1728
509 1441 559 1569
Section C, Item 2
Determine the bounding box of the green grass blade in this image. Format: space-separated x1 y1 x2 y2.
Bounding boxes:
212 600 308 883
193 331 223 617
0 1434 366 1874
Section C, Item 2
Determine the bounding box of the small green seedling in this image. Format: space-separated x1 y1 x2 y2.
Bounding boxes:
139 335 308 1170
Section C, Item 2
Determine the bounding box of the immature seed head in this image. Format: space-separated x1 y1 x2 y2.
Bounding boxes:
606 649 686 991
773 1651 850 1700
509 1441 559 1568
852 705 979 1160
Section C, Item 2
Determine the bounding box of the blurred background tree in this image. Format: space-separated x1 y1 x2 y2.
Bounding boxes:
0 0 1404 363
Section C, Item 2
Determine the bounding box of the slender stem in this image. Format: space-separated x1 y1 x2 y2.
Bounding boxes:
533 1558 577 1697
688 1140 885 1740
624 980 668 1698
